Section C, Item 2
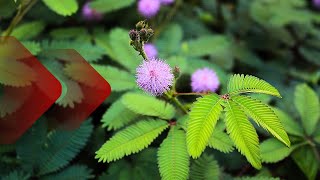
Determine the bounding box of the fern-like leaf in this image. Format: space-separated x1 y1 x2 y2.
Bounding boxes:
227 74 281 97
158 127 189 180
208 129 234 153
2 170 30 180
273 108 304 137
122 93 175 120
187 94 223 158
189 154 220 180
42 164 93 180
232 95 290 147
101 98 138 130
37 120 93 175
225 100 261 169
294 84 320 135
96 120 169 163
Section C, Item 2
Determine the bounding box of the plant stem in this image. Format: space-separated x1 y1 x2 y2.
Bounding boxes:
140 42 149 61
2 0 38 41
164 92 188 114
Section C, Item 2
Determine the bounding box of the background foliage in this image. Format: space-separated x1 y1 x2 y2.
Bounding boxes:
0 0 319 179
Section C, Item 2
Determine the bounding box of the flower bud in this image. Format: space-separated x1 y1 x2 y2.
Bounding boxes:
129 29 139 41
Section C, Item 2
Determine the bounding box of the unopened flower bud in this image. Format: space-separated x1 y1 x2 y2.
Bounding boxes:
129 29 139 41
136 21 147 30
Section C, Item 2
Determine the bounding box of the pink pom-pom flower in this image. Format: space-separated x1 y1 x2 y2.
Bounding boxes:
137 0 161 18
191 68 220 92
136 58 174 96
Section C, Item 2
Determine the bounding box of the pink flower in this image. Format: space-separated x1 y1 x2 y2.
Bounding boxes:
138 0 161 18
191 68 220 92
160 0 175 5
136 58 174 96
144 43 158 59
82 2 103 21
314 0 320 8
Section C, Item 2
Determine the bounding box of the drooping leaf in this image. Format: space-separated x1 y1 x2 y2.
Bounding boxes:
158 127 189 180
90 0 134 13
11 21 45 40
208 129 234 153
37 120 93 175
187 94 223 158
189 154 220 180
294 84 320 135
41 40 105 62
0 59 37 87
227 74 281 97
122 93 175 120
225 100 261 169
91 64 136 92
101 98 138 130
96 120 168 163
232 95 290 147
42 0 78 16
260 138 292 163
42 164 93 180
292 146 319 180
273 108 304 137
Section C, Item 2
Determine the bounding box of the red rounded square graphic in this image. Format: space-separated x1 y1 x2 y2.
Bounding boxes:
0 37 62 144
41 49 111 129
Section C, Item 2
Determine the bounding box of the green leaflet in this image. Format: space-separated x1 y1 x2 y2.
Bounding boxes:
41 40 105 62
292 146 319 180
96 120 169 163
42 164 93 180
208 129 234 153
158 127 189 180
189 154 220 180
122 93 176 120
21 41 41 55
11 21 45 40
187 94 223 158
232 95 290 147
101 98 138 130
43 0 78 16
227 74 281 97
294 84 320 135
91 64 136 92
225 100 261 169
273 108 304 137
90 0 134 13
260 138 292 163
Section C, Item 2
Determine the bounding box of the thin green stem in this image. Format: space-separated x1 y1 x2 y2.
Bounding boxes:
140 42 149 61
164 92 188 114
2 0 38 41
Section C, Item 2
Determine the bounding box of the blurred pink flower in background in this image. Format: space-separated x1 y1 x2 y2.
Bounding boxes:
82 2 103 21
191 68 220 93
144 43 158 59
138 0 161 18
